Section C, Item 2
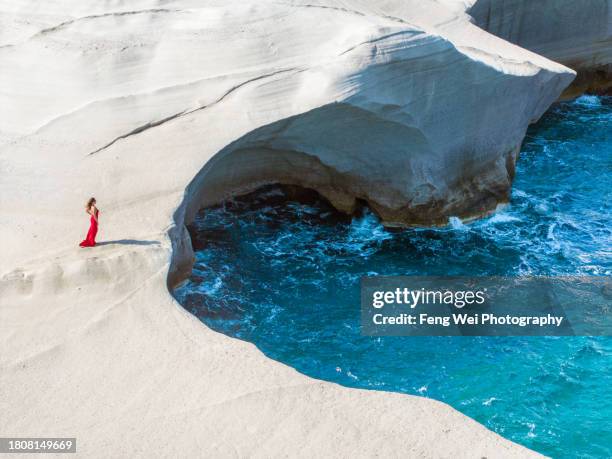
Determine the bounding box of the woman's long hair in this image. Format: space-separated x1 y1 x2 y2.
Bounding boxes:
85 197 96 210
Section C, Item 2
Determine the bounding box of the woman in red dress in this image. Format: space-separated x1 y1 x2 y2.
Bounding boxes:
79 197 99 247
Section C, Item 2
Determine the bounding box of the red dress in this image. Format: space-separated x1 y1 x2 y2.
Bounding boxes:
79 210 99 247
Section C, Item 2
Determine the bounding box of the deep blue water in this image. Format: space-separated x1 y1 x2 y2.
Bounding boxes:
174 96 612 458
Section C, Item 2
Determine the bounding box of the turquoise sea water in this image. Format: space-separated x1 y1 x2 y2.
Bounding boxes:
174 96 612 458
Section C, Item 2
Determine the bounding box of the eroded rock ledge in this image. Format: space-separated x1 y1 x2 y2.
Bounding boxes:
182 40 572 228
188 104 522 227
161 0 585 287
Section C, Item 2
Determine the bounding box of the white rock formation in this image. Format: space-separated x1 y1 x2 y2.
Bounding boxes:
466 0 612 96
0 0 594 456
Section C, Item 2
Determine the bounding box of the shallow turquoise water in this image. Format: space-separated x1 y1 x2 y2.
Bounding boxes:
175 96 612 458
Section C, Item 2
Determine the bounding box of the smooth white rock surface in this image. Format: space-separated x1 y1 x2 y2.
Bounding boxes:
0 0 585 456
466 0 612 95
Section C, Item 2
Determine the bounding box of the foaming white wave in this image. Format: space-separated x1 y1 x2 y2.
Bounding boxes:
483 213 521 225
350 210 389 237
448 216 467 230
344 210 392 255
534 202 549 215
482 397 497 406
196 276 224 296
526 423 537 439
513 189 529 198
546 223 559 244
575 95 602 107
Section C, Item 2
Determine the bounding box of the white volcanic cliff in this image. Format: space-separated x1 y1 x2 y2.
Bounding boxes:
467 0 612 96
0 0 606 457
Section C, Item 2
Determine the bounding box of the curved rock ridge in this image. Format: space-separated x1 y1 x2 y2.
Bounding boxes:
0 0 594 456
466 0 612 97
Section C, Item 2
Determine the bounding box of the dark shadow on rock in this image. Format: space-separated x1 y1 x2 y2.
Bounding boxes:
96 239 160 246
